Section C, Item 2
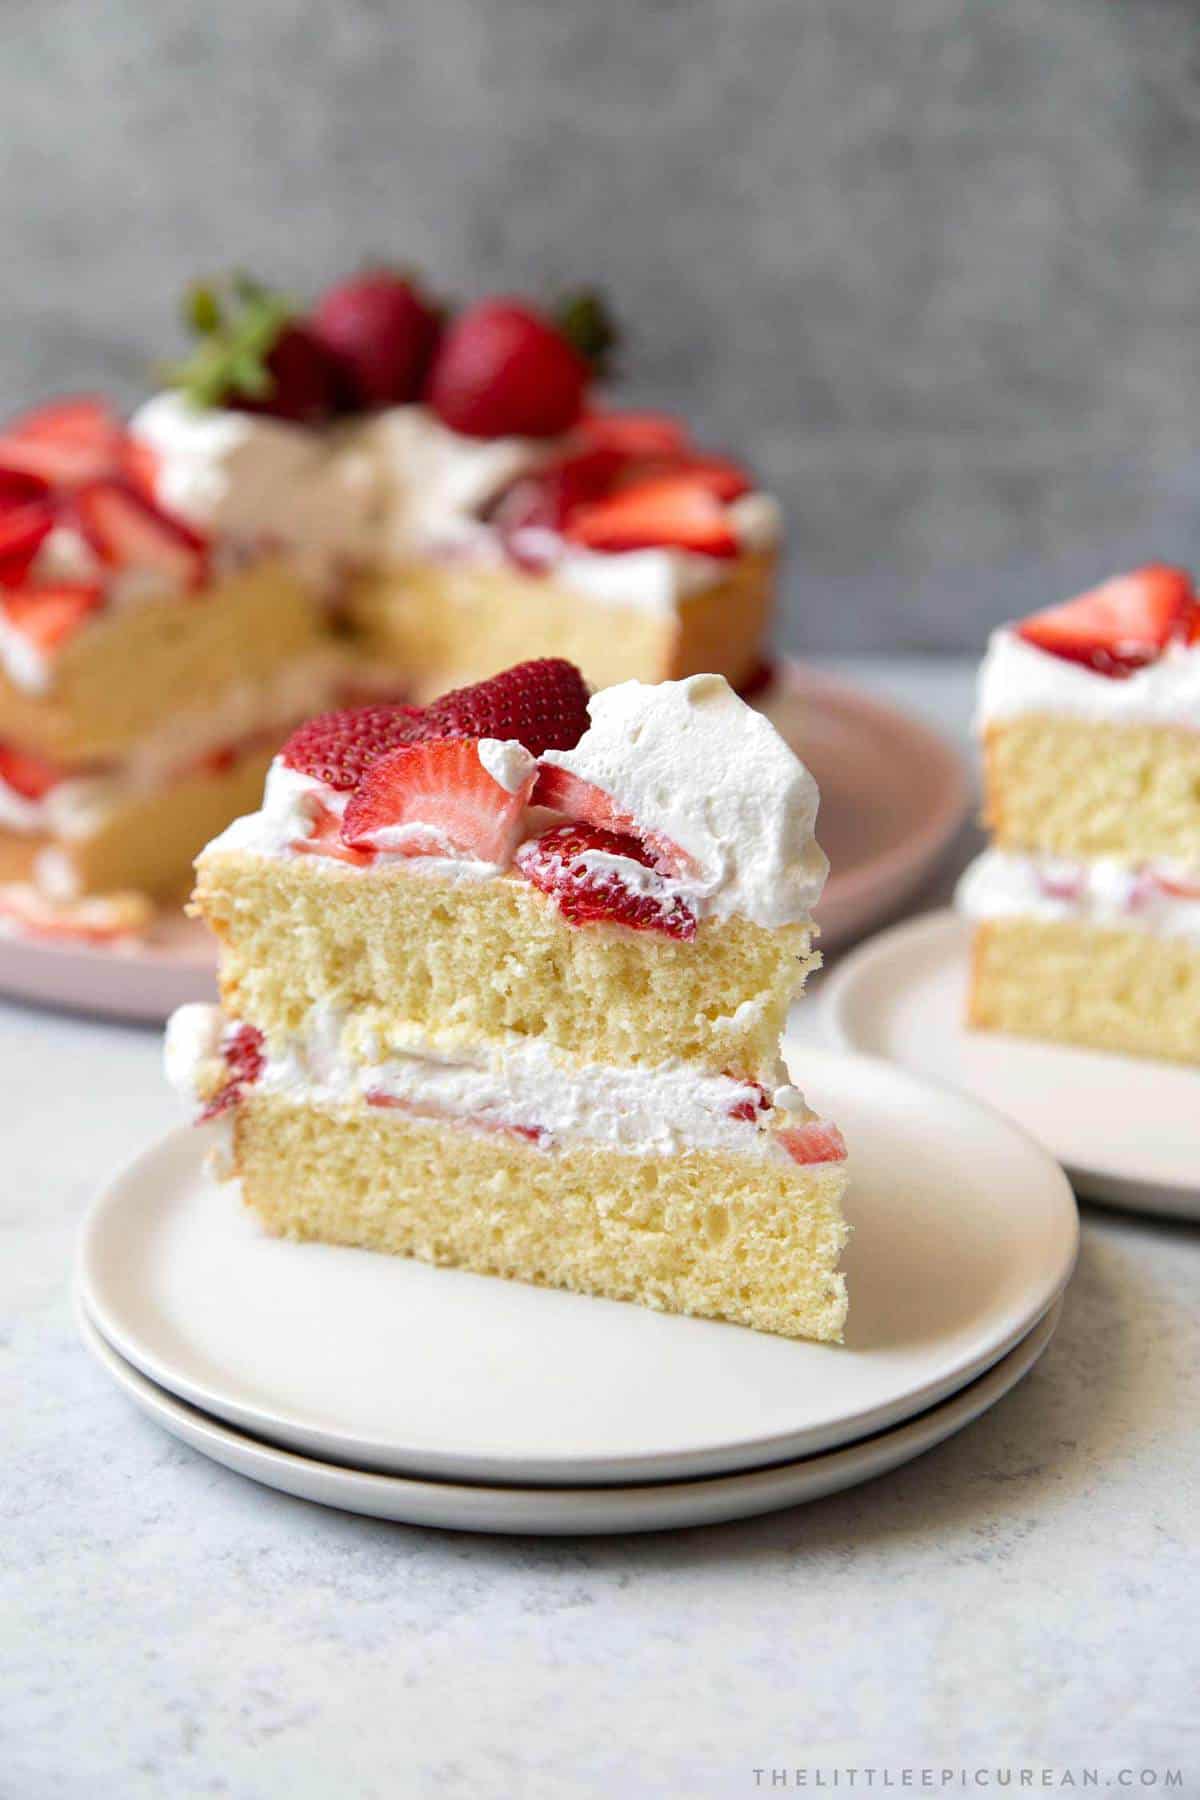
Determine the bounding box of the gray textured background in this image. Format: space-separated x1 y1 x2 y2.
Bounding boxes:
7 0 1200 652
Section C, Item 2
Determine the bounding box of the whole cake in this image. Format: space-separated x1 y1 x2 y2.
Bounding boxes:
166 659 850 1341
957 564 1200 1062
0 271 782 933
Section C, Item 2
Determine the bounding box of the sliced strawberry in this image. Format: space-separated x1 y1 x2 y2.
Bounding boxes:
0 583 104 653
565 473 739 558
531 764 691 875
576 411 690 458
0 499 55 586
118 436 162 501
1017 565 1199 678
72 480 208 585
486 448 628 539
0 397 122 487
290 804 374 867
673 454 752 503
281 703 428 791
514 821 697 939
342 739 535 862
1154 869 1200 900
0 742 64 800
728 1082 771 1123
778 1121 848 1165
0 467 52 507
199 1022 266 1121
422 658 591 755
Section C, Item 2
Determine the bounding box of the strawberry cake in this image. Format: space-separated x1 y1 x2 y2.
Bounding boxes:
134 273 780 701
957 564 1200 1062
166 659 850 1342
0 395 373 938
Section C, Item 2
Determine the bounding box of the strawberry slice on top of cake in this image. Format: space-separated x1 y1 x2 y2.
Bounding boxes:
957 564 1200 1062
167 657 850 1343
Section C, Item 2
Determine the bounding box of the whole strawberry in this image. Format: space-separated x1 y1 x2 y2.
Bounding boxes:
312 271 442 410
167 277 339 425
427 299 592 440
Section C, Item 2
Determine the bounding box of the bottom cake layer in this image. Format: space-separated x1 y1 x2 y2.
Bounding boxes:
968 916 1200 1064
232 1093 850 1342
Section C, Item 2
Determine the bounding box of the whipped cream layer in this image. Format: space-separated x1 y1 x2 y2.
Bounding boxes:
165 1002 826 1165
204 675 828 930
131 395 778 614
977 628 1200 731
956 847 1200 941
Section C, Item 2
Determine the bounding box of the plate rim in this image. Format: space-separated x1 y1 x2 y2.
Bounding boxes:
822 907 1200 1218
76 1048 1079 1485
75 1292 1062 1535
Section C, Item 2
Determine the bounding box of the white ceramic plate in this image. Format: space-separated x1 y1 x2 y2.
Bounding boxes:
762 661 969 951
0 662 966 1024
822 910 1200 1220
76 1296 1062 1536
0 909 213 1023
77 1049 1077 1486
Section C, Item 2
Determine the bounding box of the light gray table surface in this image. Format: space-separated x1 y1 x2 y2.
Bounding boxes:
3 659 1196 1797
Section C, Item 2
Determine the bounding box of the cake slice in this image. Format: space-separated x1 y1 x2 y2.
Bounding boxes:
957 564 1200 1062
168 659 849 1341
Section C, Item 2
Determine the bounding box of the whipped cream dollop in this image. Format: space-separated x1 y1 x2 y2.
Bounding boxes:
131 392 380 575
956 847 1200 941
977 628 1200 731
164 1002 823 1164
206 675 827 930
542 674 828 927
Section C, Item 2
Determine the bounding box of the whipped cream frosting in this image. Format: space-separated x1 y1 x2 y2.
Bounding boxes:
542 675 827 927
164 1001 821 1164
130 394 777 614
131 392 380 578
956 847 1200 941
203 675 827 930
977 628 1200 731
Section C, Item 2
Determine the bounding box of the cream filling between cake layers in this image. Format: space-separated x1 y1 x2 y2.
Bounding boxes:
956 847 1200 941
977 628 1200 730
164 1001 842 1167
0 649 364 845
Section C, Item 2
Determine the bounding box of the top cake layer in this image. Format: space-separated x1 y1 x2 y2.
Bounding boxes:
977 565 1200 863
193 663 827 1082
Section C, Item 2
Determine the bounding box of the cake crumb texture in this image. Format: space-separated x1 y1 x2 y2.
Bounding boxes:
969 916 1200 1063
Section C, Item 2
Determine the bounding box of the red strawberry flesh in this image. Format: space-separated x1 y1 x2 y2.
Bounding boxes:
1017 565 1199 678
0 500 55 585
312 272 442 410
515 821 697 938
0 397 123 487
71 479 209 584
428 299 589 440
778 1121 848 1165
1 584 104 652
565 473 739 558
341 738 535 862
531 764 691 875
0 743 64 800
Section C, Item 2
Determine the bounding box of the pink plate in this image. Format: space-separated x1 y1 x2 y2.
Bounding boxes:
761 660 969 951
0 660 967 1023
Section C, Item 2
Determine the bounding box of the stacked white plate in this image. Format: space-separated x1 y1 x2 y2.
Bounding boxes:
76 1050 1078 1535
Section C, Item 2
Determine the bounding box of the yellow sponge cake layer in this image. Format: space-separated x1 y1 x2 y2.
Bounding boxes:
194 850 816 1083
969 916 1200 1064
983 716 1200 864
350 550 774 700
234 1092 849 1342
0 559 324 763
